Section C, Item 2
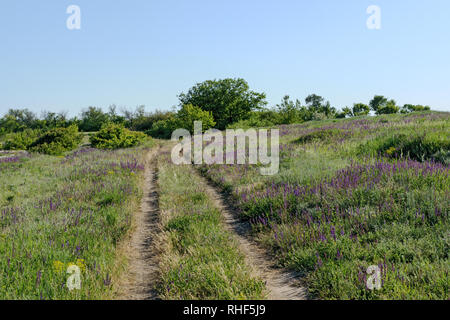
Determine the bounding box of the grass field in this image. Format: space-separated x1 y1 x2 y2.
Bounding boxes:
0 140 155 299
0 111 448 300
156 148 266 299
199 111 449 299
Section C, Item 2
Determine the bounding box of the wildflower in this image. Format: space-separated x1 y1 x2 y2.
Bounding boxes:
103 273 111 286
76 259 86 272
36 270 42 287
53 260 65 273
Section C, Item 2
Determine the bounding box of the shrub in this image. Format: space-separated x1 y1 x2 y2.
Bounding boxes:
401 104 431 113
79 107 110 132
147 105 216 138
176 104 216 133
146 118 180 139
90 123 147 149
29 125 82 155
2 129 42 150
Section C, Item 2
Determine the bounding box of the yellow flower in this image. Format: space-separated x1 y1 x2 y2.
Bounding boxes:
76 259 86 272
108 171 114 175
386 147 396 155
53 260 65 273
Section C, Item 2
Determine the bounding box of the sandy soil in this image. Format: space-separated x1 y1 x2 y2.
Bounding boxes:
201 176 308 300
116 148 161 300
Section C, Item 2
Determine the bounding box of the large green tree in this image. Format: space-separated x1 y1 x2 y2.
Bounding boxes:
178 78 267 129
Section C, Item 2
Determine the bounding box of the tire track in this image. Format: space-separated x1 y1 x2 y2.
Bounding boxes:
199 172 308 300
116 148 161 300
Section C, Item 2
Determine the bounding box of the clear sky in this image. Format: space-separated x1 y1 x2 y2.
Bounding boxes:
1 0 449 117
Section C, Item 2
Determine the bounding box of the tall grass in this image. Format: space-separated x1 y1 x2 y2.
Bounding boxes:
0 141 155 299
200 111 450 299
156 150 266 300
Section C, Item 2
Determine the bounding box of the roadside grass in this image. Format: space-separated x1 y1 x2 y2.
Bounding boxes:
0 139 155 299
199 111 450 299
156 150 266 300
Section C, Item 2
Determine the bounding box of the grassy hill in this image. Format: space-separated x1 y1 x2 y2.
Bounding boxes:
199 111 449 299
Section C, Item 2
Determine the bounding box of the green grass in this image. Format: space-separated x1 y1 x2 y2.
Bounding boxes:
200 111 450 300
156 150 266 300
0 140 156 299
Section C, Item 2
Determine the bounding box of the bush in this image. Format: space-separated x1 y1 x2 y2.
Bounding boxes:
146 105 216 138
176 104 216 133
29 125 82 155
2 129 42 150
90 123 147 149
146 118 180 139
401 104 431 113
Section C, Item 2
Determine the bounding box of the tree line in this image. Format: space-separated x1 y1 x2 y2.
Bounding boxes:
0 78 433 138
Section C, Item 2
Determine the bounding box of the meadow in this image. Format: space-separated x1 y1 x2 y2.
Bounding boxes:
199 111 449 299
0 109 448 300
156 148 266 299
0 140 155 299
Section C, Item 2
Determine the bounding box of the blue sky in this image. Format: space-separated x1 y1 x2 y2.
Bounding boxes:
1 0 449 117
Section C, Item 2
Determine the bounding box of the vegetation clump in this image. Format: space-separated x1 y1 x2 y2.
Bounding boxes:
2 129 42 151
296 128 347 144
90 123 147 150
363 132 449 164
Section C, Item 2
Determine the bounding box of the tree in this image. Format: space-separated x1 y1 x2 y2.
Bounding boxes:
107 105 126 125
305 94 324 112
276 95 304 124
79 106 110 132
305 94 336 118
352 103 370 116
336 106 353 118
377 99 399 114
41 110 70 129
178 78 267 129
369 95 388 113
401 104 431 113
0 108 39 132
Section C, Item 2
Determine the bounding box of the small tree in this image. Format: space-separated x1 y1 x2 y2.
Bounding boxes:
377 99 399 114
352 103 370 116
369 95 388 114
79 107 110 132
276 95 304 124
401 104 431 113
305 94 336 118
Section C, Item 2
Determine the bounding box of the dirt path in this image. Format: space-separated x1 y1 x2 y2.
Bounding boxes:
201 176 308 300
116 148 160 300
